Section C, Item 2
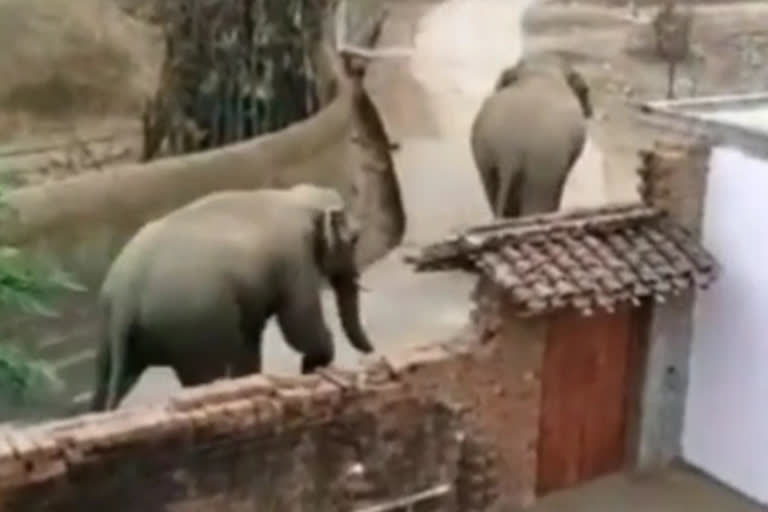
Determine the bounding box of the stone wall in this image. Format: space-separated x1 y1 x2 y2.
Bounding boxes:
0 355 499 512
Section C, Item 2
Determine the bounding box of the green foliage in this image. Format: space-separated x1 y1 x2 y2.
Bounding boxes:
0 246 85 317
0 173 83 411
0 345 63 407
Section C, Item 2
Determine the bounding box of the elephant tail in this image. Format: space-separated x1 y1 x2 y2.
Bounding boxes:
89 338 110 412
91 301 133 412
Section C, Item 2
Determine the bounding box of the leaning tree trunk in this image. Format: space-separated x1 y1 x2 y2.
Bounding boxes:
142 0 332 161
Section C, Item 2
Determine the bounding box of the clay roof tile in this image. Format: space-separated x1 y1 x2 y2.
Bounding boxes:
405 203 719 317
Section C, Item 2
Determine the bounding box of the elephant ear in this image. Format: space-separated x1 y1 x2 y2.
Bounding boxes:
494 63 523 91
563 67 593 119
315 206 360 274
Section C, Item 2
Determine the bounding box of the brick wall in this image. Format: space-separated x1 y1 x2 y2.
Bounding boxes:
0 274 561 511
0 360 491 512
637 137 711 236
392 279 547 509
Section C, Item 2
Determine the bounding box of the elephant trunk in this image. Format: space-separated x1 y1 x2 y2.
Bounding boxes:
331 275 374 354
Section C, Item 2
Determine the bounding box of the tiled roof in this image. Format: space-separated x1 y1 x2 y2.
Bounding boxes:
405 203 719 317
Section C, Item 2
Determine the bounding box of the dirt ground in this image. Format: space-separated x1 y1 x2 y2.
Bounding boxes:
0 0 160 186
3 4 768 507
3 0 768 199
3 0 768 409
524 0 768 201
118 0 768 406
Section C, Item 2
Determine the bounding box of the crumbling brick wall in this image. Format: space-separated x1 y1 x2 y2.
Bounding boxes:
0 359 499 512
389 279 546 509
637 137 711 236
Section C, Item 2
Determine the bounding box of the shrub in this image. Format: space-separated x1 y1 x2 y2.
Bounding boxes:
0 178 84 411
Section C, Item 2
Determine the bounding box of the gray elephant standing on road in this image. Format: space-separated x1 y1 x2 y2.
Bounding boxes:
90 184 374 412
470 55 593 218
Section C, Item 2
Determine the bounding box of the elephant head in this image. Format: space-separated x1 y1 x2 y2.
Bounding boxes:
493 58 593 119
290 184 373 354
315 203 373 354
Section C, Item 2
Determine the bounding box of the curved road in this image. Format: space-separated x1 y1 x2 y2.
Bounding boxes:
122 0 608 407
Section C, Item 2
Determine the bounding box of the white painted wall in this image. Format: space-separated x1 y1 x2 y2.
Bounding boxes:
697 107 768 135
683 145 768 505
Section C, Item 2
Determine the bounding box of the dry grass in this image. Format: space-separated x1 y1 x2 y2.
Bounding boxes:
0 0 163 139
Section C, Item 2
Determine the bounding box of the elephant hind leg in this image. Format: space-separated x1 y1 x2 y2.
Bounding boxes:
496 167 524 218
565 131 586 173
102 350 145 410
92 324 146 411
477 165 500 215
110 361 144 409
90 342 111 411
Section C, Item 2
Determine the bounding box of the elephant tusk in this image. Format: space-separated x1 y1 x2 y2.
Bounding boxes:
357 282 371 293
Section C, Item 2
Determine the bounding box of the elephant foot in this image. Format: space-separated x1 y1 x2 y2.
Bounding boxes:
301 353 333 375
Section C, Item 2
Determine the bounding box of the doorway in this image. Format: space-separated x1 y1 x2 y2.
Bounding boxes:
536 304 644 495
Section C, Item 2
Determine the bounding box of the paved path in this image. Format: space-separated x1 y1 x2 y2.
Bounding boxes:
122 0 609 406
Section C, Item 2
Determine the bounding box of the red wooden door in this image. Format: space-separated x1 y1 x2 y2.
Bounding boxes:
536 304 642 495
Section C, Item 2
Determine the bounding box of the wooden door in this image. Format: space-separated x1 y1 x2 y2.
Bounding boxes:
536 304 643 495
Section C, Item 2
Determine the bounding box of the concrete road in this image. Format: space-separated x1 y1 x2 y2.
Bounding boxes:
122 0 608 407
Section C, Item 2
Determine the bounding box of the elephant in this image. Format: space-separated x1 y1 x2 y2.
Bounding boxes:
469 56 593 218
90 183 374 412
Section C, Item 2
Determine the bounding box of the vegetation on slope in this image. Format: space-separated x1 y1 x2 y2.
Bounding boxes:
0 178 83 411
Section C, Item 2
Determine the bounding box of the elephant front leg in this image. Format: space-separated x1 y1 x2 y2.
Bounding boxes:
229 345 263 378
300 350 333 375
276 290 335 375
